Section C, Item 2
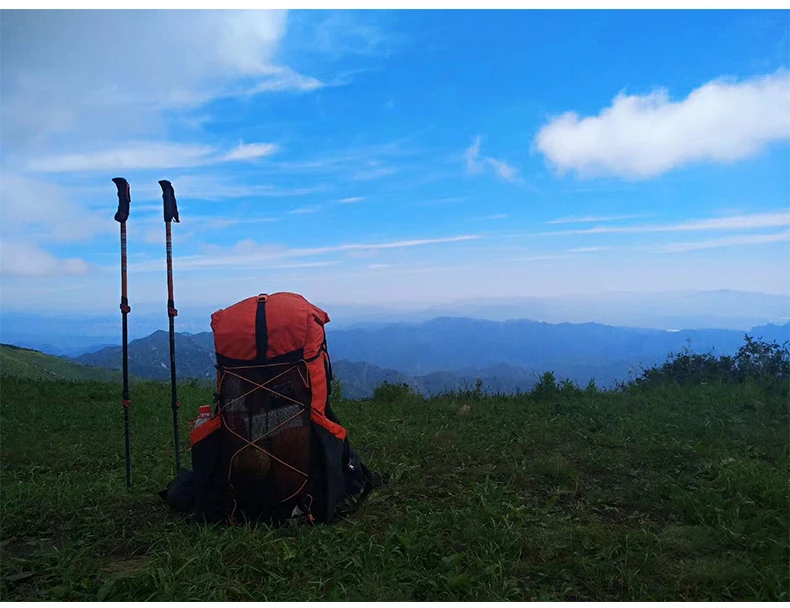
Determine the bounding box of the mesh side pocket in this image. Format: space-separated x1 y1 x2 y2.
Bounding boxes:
191 419 231 523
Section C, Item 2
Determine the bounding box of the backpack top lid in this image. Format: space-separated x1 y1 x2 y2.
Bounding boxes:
211 292 330 363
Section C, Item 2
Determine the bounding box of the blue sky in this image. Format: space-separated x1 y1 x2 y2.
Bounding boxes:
1 9 788 315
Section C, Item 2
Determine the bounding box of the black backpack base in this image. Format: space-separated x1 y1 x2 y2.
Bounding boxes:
159 442 383 526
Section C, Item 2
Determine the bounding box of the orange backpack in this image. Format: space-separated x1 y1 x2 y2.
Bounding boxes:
189 292 379 524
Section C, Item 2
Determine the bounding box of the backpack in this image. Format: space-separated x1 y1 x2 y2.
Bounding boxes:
175 292 380 525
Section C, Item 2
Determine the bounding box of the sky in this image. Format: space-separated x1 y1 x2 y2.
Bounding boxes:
1 9 789 316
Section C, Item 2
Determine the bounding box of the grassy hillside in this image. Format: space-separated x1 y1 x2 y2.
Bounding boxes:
0 344 125 383
1 344 787 601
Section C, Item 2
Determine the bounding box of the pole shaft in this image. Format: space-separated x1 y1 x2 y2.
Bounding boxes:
120 221 131 488
166 222 181 471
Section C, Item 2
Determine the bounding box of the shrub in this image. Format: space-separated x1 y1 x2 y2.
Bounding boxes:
633 335 789 393
530 371 559 400
372 381 419 403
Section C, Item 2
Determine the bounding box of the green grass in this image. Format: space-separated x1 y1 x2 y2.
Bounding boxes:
1 374 788 601
0 345 124 383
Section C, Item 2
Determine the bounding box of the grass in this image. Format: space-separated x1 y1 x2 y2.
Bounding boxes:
0 344 125 383
1 373 788 601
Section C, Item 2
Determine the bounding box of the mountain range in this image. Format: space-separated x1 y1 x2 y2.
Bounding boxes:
71 317 790 398
3 290 788 358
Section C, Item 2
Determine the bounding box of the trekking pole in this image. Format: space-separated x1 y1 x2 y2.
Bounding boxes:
112 177 132 488
159 179 182 472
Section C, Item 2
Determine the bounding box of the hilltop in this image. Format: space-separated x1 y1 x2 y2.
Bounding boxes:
0 336 787 601
0 344 126 383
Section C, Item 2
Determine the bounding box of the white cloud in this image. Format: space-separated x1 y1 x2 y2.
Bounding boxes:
465 136 520 183
27 143 214 173
486 158 519 182
352 166 397 181
567 246 612 253
537 212 790 237
289 206 322 215
0 240 90 277
655 230 790 253
535 69 790 179
0 10 317 151
466 137 484 175
338 196 366 204
27 141 279 173
129 175 323 202
0 173 112 242
222 142 279 162
547 214 650 225
129 234 481 272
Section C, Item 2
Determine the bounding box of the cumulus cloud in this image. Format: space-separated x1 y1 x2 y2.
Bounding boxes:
0 240 90 277
0 10 317 150
535 69 790 179
465 136 520 182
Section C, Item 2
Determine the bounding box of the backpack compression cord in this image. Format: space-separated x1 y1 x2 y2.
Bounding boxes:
160 179 182 473
112 177 132 488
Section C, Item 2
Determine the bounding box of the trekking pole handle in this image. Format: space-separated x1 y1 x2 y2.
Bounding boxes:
113 177 131 223
159 180 180 223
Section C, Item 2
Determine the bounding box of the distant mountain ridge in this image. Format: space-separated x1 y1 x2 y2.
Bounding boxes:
3 290 788 358
323 317 790 380
75 330 216 381
69 317 790 396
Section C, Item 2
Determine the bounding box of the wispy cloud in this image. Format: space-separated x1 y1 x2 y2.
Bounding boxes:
130 234 481 272
485 214 509 220
413 196 468 207
653 230 790 253
289 206 322 215
352 166 397 181
126 175 325 202
198 216 281 231
338 196 366 204
222 142 279 161
535 69 790 179
512 246 613 263
243 67 324 95
465 137 483 174
546 214 650 225
536 212 790 236
465 136 520 183
486 158 519 182
567 246 612 253
267 136 417 177
27 140 280 173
